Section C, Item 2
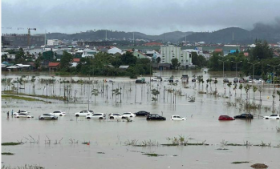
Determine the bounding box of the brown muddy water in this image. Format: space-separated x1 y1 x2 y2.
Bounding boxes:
1 70 280 169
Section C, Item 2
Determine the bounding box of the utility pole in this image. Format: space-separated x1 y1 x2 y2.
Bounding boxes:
219 59 227 78
231 61 242 77
248 62 260 82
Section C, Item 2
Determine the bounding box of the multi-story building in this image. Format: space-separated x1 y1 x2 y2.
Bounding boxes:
2 34 45 47
47 39 61 46
160 45 193 68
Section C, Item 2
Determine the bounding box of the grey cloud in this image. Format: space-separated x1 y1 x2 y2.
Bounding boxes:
2 0 280 34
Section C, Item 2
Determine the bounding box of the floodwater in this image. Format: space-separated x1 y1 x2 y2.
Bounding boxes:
1 70 280 169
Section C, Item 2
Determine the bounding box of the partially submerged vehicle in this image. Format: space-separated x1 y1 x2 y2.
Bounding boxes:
51 111 66 116
146 114 166 121
86 113 106 119
263 114 280 120
75 110 93 117
171 115 186 121
14 110 34 118
39 113 58 120
134 111 150 116
234 113 253 119
218 115 234 121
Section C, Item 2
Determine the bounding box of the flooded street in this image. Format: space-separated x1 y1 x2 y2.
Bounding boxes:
2 70 280 168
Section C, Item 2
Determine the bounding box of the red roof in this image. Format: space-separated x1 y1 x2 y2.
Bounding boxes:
143 42 163 46
73 58 80 62
214 48 223 52
244 52 249 57
48 62 60 67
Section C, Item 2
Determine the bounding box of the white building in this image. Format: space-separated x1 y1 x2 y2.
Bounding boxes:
160 45 192 68
108 47 122 55
82 49 98 58
47 39 61 46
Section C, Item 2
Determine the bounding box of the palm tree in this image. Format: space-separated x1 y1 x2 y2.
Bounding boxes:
214 78 218 94
244 84 252 107
233 83 237 97
239 84 243 98
227 82 232 96
92 88 100 103
253 86 258 103
258 86 262 104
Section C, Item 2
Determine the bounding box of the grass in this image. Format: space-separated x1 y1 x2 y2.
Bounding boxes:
2 142 22 146
2 91 66 101
143 153 164 157
2 95 46 102
1 165 44 169
2 152 14 155
232 161 250 164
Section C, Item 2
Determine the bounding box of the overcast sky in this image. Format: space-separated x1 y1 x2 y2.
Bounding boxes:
2 0 280 35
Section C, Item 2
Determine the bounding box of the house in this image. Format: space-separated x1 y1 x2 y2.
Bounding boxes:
158 63 171 70
82 48 98 57
48 62 60 71
71 58 80 67
119 65 129 69
133 51 149 59
214 48 223 53
108 47 122 55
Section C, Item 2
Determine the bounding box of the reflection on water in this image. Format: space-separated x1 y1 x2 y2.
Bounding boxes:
1 70 280 168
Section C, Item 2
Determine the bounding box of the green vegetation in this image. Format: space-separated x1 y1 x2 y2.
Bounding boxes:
232 161 250 164
143 153 164 157
208 40 279 80
1 165 44 169
2 95 46 102
2 142 22 146
2 152 14 155
2 91 66 101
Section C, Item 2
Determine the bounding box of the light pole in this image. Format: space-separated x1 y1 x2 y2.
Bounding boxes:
218 59 227 78
231 61 242 77
267 64 280 85
248 62 259 81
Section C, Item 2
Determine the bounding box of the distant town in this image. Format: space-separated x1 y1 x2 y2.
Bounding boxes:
2 28 280 75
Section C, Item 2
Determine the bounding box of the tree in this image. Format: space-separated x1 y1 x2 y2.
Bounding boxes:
192 52 207 67
156 57 161 65
250 40 273 61
171 58 180 69
60 51 73 72
2 54 8 61
14 48 25 63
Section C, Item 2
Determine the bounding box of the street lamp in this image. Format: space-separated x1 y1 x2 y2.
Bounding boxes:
231 61 242 77
218 59 227 78
248 62 260 81
267 64 280 84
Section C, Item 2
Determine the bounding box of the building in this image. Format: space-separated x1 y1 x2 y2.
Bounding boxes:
2 34 45 47
143 42 163 46
160 45 192 69
133 50 149 59
108 47 122 55
47 39 61 46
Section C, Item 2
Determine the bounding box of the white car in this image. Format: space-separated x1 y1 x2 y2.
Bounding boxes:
109 113 123 120
263 114 280 120
171 115 186 121
39 113 58 120
121 112 136 118
51 111 66 116
86 113 106 119
14 111 34 118
75 110 93 117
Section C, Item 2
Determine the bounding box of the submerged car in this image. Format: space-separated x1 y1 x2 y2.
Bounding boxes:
223 78 229 83
234 113 253 119
109 113 123 120
233 77 238 83
263 114 280 120
218 115 234 121
147 114 166 121
14 111 34 118
75 110 93 117
39 113 58 120
171 115 186 121
134 111 150 116
86 113 106 119
51 111 66 116
121 112 136 118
